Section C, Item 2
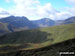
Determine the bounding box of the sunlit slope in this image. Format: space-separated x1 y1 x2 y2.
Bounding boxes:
0 22 10 36
40 23 75 44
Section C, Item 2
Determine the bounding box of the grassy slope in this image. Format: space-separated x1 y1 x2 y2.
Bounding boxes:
4 38 74 56
40 23 75 44
0 23 75 54
0 22 10 36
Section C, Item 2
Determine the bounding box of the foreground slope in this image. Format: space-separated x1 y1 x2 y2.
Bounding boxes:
0 23 75 55
0 38 74 56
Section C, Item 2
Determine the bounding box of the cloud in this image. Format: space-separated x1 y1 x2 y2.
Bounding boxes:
64 0 75 19
65 7 75 15
36 3 57 17
0 8 10 15
8 0 40 19
65 0 75 7
65 0 75 15
0 8 10 18
0 0 75 20
55 11 72 20
0 8 4 12
9 0 58 20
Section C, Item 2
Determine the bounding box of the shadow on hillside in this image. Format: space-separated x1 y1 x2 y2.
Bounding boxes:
27 29 52 43
0 29 53 53
0 29 52 44
15 38 75 56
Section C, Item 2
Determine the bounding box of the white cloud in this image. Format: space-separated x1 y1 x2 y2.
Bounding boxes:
65 0 75 7
0 8 10 15
65 7 75 15
36 3 53 17
9 0 74 20
36 3 57 17
8 0 41 20
0 8 4 12
0 15 10 19
63 0 75 19
9 0 58 20
0 8 10 18
47 0 75 20
55 11 72 20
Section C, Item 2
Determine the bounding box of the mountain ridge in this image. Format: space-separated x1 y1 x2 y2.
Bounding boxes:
32 18 55 27
0 16 75 35
0 16 38 32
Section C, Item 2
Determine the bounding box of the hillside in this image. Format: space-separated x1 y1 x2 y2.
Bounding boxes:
0 23 75 44
0 23 75 55
0 22 10 36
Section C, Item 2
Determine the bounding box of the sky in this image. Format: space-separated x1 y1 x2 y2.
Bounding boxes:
0 0 75 20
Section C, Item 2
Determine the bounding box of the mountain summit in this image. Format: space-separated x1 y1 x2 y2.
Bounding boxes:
0 16 38 32
32 18 55 27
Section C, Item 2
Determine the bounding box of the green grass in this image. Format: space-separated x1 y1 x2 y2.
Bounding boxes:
0 23 75 54
40 23 75 44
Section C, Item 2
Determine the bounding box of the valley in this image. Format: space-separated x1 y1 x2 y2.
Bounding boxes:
0 23 75 56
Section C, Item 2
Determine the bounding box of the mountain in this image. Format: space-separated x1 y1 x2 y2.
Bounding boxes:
0 16 38 32
54 20 64 25
62 16 75 24
0 16 75 35
32 18 55 27
0 23 75 55
54 16 75 25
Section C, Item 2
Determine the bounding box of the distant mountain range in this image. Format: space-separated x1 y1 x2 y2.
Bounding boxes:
32 16 75 27
0 16 75 35
62 16 75 24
